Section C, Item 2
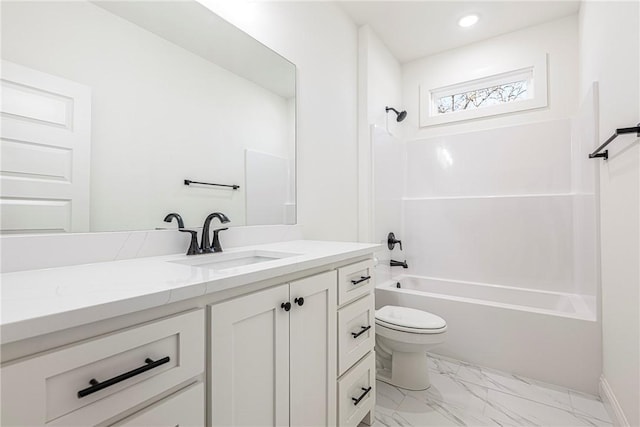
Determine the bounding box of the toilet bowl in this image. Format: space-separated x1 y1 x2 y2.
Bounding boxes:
375 305 447 391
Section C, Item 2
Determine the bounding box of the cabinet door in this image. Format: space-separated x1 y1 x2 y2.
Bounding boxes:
113 382 204 427
210 284 290 426
290 271 337 427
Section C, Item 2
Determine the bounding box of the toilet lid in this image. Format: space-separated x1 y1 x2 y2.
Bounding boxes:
375 306 446 330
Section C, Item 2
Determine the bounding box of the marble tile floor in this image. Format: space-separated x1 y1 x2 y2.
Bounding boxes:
369 353 612 427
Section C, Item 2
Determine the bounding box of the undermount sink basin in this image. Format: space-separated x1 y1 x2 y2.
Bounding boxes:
169 250 300 271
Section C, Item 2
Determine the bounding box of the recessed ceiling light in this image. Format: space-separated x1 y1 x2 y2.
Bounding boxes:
458 14 479 28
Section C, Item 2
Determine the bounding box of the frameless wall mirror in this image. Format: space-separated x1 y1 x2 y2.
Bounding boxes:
0 0 296 233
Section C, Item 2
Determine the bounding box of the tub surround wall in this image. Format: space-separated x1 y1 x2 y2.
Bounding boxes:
404 191 574 291
403 119 597 297
371 127 404 283
374 118 599 298
570 84 600 312
404 120 572 198
579 2 640 425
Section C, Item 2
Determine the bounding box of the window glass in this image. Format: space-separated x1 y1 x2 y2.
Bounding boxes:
436 80 528 114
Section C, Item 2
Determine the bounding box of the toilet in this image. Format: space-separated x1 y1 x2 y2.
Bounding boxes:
375 305 447 390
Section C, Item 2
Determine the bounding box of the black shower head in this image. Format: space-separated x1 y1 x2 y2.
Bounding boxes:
385 106 407 122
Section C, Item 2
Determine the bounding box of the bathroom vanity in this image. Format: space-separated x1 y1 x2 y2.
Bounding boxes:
0 240 379 427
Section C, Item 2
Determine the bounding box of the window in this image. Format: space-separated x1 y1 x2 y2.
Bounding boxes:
419 54 548 127
436 79 529 114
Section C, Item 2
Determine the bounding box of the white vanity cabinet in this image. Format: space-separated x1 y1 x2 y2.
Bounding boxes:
0 309 205 427
209 270 337 426
1 244 380 427
336 259 376 427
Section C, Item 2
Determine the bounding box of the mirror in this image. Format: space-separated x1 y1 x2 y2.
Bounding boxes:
0 0 296 233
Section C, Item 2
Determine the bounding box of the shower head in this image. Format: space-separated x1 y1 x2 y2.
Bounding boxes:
385 106 407 122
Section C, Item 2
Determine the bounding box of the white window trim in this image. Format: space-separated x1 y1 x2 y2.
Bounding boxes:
419 54 548 127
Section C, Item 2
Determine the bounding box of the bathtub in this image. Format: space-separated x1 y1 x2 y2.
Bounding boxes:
375 275 601 394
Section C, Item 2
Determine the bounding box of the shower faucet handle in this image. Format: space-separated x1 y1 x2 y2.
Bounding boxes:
387 232 403 251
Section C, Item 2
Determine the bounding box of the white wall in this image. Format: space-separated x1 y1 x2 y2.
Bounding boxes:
579 2 640 425
403 15 579 139
1 1 291 231
361 27 404 136
200 0 359 241
357 26 404 244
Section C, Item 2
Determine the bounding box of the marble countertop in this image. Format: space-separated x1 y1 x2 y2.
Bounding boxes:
1 240 380 344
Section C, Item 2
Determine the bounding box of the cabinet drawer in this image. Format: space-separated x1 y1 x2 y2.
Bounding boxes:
112 382 204 427
337 351 375 427
337 259 374 306
1 309 204 426
338 294 374 376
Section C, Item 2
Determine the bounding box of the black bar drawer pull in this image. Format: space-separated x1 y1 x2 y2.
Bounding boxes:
350 276 371 285
352 386 372 405
77 356 170 398
351 325 371 339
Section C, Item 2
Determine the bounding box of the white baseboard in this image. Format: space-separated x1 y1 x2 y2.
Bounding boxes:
599 375 630 427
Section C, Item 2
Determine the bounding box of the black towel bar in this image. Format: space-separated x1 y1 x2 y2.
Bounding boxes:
589 124 640 160
184 179 239 190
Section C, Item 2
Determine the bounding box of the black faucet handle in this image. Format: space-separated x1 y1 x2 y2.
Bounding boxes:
179 229 202 255
212 227 229 253
387 232 403 251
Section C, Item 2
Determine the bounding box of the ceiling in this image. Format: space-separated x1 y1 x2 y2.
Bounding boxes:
336 1 580 63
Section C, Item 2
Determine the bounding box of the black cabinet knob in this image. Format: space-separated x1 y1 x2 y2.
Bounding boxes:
281 302 291 312
294 297 304 306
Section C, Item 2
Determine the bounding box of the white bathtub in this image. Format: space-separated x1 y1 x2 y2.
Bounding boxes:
375 275 601 393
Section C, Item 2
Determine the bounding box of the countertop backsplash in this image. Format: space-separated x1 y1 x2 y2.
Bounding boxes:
0 225 303 273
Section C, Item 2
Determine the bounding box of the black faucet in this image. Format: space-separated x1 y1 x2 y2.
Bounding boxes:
164 213 202 256
179 229 203 255
390 259 408 268
211 227 229 252
202 212 230 253
163 213 185 229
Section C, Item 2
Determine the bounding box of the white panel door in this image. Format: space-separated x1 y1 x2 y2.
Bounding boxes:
0 60 91 233
209 284 290 426
290 271 337 427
